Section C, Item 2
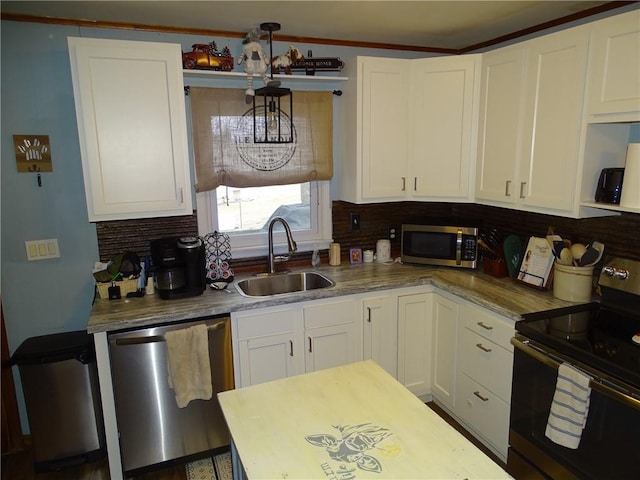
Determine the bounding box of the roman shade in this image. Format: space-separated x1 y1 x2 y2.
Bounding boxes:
189 87 333 192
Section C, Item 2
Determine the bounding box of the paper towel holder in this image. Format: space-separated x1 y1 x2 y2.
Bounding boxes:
620 143 640 209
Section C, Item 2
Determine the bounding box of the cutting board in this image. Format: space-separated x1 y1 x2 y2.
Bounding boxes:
503 234 522 278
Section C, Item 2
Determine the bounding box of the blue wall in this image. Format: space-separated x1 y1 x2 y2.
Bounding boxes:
0 20 425 432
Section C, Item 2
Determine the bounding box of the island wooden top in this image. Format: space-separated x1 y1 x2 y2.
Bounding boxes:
218 360 512 479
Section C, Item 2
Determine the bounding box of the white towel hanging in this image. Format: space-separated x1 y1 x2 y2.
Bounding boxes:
545 362 592 449
165 324 212 408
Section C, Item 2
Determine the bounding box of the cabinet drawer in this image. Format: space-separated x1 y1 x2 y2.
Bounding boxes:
304 299 359 329
234 308 298 340
457 373 510 460
459 328 513 402
460 304 514 351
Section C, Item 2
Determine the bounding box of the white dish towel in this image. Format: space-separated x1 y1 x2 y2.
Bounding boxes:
545 362 592 449
165 324 212 408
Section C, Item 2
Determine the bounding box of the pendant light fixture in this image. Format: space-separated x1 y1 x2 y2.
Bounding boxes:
253 22 294 144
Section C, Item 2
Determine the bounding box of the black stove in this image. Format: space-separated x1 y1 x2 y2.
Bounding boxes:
516 256 640 391
517 302 640 389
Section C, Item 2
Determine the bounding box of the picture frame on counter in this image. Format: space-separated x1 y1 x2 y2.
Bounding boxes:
350 248 363 264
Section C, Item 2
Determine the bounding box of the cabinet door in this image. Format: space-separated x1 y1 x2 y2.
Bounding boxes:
431 294 458 410
305 323 360 373
304 298 362 373
360 58 411 200
411 55 480 201
519 28 589 213
237 333 299 388
397 293 433 397
68 37 192 221
363 295 397 378
587 10 640 117
475 46 526 205
232 306 303 388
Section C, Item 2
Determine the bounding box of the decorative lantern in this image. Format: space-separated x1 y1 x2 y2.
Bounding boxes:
253 22 294 144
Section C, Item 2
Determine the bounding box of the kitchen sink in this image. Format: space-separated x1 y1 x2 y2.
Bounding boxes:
235 271 334 297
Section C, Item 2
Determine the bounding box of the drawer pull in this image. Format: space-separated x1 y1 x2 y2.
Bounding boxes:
308 336 313 353
367 307 372 323
473 391 489 402
476 343 492 353
289 340 294 357
477 321 493 330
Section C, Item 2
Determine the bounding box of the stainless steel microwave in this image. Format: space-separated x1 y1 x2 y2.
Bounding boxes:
401 224 478 268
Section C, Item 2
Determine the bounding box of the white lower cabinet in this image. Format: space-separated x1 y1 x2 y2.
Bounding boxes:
455 302 514 462
233 306 304 388
397 292 433 398
363 294 398 377
431 293 459 411
232 296 362 388
303 298 362 373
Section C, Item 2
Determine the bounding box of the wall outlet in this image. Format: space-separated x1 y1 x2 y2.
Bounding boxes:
388 225 399 240
350 213 361 232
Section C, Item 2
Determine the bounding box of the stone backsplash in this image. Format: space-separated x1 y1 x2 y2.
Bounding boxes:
96 202 640 270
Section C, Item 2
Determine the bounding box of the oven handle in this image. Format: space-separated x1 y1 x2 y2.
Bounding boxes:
512 336 640 411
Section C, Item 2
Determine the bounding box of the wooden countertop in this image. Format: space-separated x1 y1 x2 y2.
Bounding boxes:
87 262 585 333
218 360 513 479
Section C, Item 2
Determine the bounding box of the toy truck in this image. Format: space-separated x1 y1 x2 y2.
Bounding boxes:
182 43 234 71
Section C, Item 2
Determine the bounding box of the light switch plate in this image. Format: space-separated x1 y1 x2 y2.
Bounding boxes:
25 239 60 261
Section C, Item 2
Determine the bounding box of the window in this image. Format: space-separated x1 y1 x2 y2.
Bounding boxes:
197 181 332 259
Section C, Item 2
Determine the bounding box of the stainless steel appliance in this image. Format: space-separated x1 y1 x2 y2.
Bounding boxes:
151 236 206 299
108 316 234 475
11 331 105 472
401 224 478 268
508 257 640 480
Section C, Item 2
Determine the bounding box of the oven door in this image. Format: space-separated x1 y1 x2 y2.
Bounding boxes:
509 336 640 480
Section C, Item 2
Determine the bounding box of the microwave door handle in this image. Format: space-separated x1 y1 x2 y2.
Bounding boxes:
456 229 462 265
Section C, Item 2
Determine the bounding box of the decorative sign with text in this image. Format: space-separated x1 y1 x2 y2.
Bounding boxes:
14 135 52 173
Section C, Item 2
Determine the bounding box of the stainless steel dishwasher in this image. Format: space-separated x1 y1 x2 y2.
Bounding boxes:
108 315 233 474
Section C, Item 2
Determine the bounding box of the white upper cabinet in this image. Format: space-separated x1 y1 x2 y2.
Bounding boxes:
410 55 481 201
337 55 479 203
68 37 192 221
586 9 640 118
475 45 527 206
519 28 589 213
476 26 592 217
338 57 410 202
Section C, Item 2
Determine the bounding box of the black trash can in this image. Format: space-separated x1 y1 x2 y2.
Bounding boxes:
11 330 106 472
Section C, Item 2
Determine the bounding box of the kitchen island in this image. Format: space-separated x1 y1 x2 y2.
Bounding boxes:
218 360 513 479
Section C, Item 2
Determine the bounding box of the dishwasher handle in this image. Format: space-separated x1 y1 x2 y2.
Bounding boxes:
113 319 227 346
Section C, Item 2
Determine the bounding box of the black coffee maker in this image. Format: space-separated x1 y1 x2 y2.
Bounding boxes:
150 237 206 299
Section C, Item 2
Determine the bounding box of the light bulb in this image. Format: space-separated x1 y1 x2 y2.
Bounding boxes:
267 110 278 133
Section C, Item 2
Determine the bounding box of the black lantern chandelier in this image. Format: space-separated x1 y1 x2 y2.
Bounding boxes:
253 22 294 144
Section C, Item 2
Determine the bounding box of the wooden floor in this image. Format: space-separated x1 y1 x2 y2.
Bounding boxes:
0 446 190 480
1 402 505 479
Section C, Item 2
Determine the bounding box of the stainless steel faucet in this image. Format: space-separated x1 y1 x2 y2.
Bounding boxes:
267 217 297 274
